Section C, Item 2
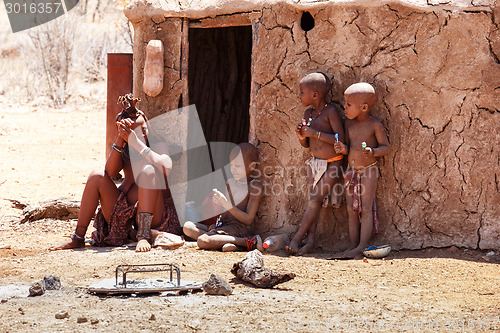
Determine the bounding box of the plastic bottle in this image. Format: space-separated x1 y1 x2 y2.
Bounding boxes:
262 234 289 252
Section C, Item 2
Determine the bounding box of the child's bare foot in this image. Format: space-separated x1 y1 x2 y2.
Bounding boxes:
49 237 85 251
286 239 300 255
342 247 364 259
135 239 151 252
326 246 361 260
298 242 315 255
222 243 238 252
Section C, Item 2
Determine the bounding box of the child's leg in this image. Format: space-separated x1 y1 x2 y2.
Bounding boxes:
197 233 247 250
49 169 120 250
344 182 360 252
286 166 316 254
287 161 341 255
183 221 210 240
344 167 378 257
298 161 342 255
136 165 164 252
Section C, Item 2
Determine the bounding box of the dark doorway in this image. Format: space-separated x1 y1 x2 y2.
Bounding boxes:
188 26 252 144
185 26 252 210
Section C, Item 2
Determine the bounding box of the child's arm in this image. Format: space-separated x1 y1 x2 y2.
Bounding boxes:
142 141 173 176
296 110 310 148
128 131 173 176
212 180 263 226
303 107 345 145
364 122 390 157
119 116 173 176
334 119 351 155
296 123 309 148
105 121 127 177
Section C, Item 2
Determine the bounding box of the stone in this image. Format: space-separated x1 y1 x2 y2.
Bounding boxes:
202 274 233 296
29 280 45 296
43 275 61 290
77 317 88 323
149 314 157 321
55 310 69 319
91 319 99 325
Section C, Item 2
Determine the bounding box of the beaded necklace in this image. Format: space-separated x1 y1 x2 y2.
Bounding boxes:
307 103 328 126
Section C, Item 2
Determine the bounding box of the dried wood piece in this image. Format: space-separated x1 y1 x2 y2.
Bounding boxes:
20 197 80 223
230 250 295 288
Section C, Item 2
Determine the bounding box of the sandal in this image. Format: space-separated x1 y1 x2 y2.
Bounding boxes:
244 235 263 251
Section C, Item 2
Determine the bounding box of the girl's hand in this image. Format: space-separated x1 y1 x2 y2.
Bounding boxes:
157 154 173 175
296 123 306 140
212 189 231 210
334 141 348 155
363 147 374 158
301 126 316 138
117 119 134 142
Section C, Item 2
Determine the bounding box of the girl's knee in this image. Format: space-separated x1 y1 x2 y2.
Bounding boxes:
308 195 324 207
87 169 107 184
183 222 196 236
360 207 373 218
197 234 211 249
141 164 156 177
137 165 157 189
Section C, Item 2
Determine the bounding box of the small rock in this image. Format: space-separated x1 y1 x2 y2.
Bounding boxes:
486 251 495 257
149 314 156 321
202 274 232 296
55 310 69 319
77 317 88 323
1 299 7 303
29 280 45 296
90 319 99 325
44 275 61 290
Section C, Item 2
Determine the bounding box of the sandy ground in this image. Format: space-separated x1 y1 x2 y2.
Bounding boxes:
0 102 500 332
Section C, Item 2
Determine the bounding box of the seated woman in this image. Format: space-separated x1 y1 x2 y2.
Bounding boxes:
50 94 182 252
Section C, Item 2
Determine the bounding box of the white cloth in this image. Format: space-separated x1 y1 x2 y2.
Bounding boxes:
306 156 343 208
306 156 328 188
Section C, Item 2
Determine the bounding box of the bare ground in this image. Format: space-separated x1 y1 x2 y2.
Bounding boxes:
0 102 499 332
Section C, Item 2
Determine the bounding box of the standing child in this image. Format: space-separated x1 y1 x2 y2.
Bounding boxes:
333 82 390 259
183 143 264 252
286 72 345 255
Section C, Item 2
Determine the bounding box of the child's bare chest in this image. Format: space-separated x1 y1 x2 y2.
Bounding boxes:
348 121 375 144
227 181 250 207
309 113 333 132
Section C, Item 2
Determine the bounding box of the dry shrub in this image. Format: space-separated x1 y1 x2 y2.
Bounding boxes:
28 14 77 106
0 2 133 107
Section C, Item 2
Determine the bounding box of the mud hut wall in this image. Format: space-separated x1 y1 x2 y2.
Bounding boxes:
250 2 500 250
130 17 190 219
131 18 183 118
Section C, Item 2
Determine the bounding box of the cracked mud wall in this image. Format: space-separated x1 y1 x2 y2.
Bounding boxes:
251 1 500 250
128 17 189 217
125 1 499 249
129 17 183 118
